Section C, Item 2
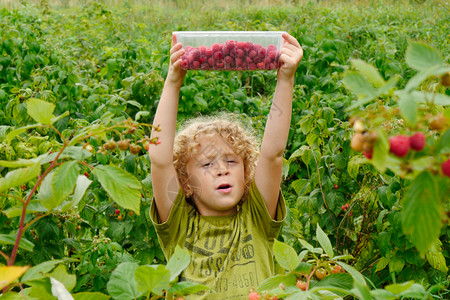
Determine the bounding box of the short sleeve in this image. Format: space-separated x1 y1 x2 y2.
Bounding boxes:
149 187 192 254
245 180 286 239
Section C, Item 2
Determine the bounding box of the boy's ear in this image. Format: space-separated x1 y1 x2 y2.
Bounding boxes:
181 181 193 197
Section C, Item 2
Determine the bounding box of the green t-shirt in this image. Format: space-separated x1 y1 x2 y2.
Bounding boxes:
150 180 286 299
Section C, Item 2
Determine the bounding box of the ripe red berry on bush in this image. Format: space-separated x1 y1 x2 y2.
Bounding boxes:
409 132 425 151
363 149 373 159
442 159 450 177
389 135 410 157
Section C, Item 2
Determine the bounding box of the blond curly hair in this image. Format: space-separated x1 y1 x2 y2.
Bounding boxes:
173 114 260 208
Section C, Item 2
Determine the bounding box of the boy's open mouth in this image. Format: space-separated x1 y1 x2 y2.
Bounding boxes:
217 184 232 193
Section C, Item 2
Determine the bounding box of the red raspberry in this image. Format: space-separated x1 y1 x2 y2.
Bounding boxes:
213 52 223 60
248 63 256 70
201 62 210 70
244 42 253 51
205 47 213 56
389 135 410 157
215 59 224 68
409 132 425 151
191 48 200 58
115 209 120 215
363 149 373 159
442 159 450 177
248 292 260 300
268 50 278 60
199 46 207 55
208 57 214 66
198 55 207 64
256 62 265 69
258 47 267 57
267 44 277 51
236 49 245 58
181 60 188 69
236 41 246 49
211 43 222 52
192 61 200 69
236 57 243 67
248 50 257 58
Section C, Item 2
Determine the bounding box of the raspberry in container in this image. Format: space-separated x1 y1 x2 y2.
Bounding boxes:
173 31 284 71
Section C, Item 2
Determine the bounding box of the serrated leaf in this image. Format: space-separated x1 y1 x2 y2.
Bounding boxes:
375 257 389 273
385 281 414 295
0 162 40 193
311 273 353 290
6 125 41 144
27 98 55 125
107 262 142 300
401 171 441 255
22 260 65 282
72 292 111 300
134 265 170 295
388 256 405 273
48 265 76 292
50 161 80 209
168 281 211 296
92 165 141 215
0 234 34 252
426 239 448 273
405 42 444 72
347 156 367 179
398 93 417 126
316 224 334 259
256 273 297 292
350 59 385 88
299 239 314 251
165 245 190 282
371 129 389 173
273 240 300 271
0 266 29 290
342 72 377 99
336 262 366 287
4 201 48 218
58 175 92 212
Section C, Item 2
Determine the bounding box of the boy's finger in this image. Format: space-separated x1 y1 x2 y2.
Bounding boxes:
172 33 177 46
282 32 301 48
170 43 183 56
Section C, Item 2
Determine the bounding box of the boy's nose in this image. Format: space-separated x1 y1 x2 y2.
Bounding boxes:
216 162 229 176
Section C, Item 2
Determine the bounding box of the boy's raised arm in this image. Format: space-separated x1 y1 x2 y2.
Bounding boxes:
148 36 186 222
255 32 303 219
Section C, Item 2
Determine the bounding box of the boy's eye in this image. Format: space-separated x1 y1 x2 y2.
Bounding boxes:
202 162 212 167
227 160 235 163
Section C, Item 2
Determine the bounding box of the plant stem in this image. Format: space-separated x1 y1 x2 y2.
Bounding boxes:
22 212 51 232
7 146 65 266
0 250 10 262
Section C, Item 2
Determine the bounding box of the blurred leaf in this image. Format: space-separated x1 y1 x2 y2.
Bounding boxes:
49 277 74 300
0 234 34 252
398 93 417 126
273 240 300 271
436 129 450 154
256 273 296 292
165 245 190 282
27 98 55 125
0 266 29 290
371 129 389 173
0 162 40 193
22 260 65 282
73 292 111 300
168 281 211 296
48 265 76 292
347 155 367 179
401 171 441 255
406 41 444 72
350 59 385 88
426 239 448 273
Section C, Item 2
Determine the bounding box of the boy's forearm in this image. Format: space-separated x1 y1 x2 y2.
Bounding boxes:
260 78 294 159
148 81 180 165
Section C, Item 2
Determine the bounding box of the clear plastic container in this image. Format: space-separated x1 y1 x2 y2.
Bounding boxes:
173 31 284 71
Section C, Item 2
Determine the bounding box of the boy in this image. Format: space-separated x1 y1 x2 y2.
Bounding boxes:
149 32 303 299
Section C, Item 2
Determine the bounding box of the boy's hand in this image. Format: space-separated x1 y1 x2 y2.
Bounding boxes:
166 34 187 87
277 32 303 82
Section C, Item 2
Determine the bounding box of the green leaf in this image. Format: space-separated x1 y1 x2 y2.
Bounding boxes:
60 146 92 161
405 41 444 72
48 265 76 292
107 262 142 300
298 239 314 251
316 224 334 259
342 72 377 99
4 201 47 218
134 265 170 295
371 129 389 173
273 240 300 271
92 165 141 215
165 245 190 282
27 98 55 125
347 156 367 179
22 260 65 282
73 292 111 300
436 129 450 154
256 273 297 292
335 262 366 287
350 59 385 88
385 281 414 294
401 171 442 255
398 93 417 126
426 239 448 273
310 273 353 290
375 257 389 273
388 256 405 273
0 234 34 252
0 158 39 168
50 161 80 207
0 162 40 193
57 175 92 212
168 281 211 296
6 125 41 144
411 91 450 106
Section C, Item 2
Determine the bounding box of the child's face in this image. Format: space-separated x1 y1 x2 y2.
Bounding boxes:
185 134 246 216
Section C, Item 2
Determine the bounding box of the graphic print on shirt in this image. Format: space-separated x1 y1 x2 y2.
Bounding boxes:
181 212 259 298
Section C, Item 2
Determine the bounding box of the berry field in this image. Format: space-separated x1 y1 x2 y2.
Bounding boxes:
0 0 449 299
